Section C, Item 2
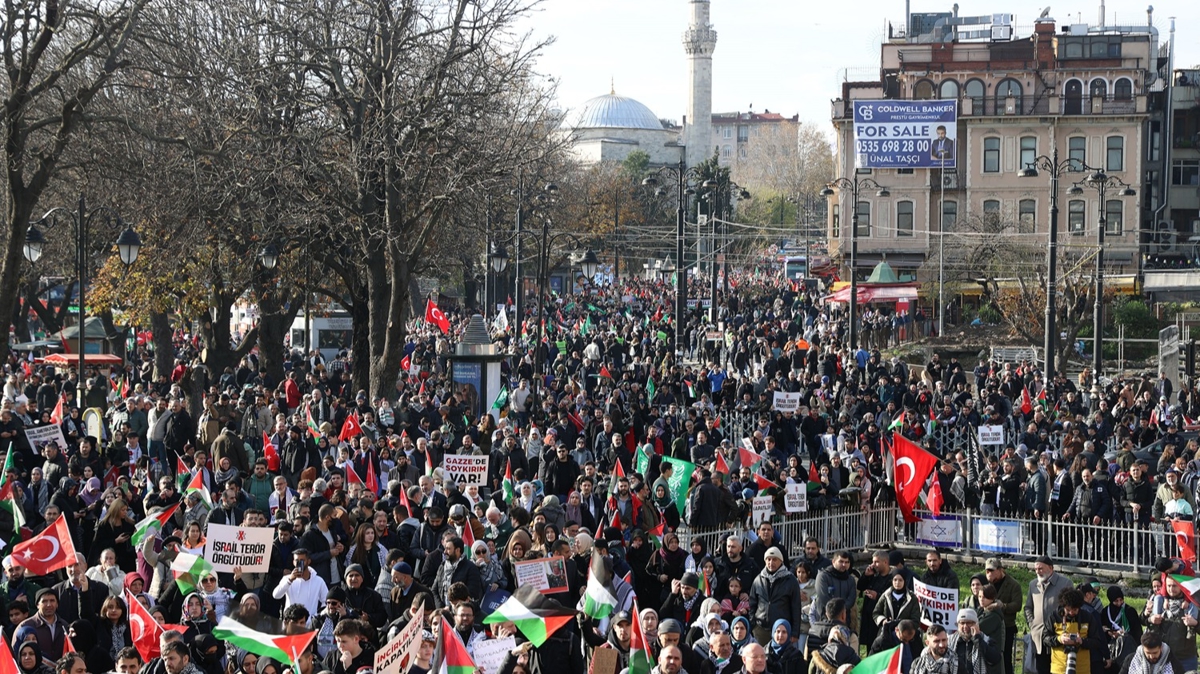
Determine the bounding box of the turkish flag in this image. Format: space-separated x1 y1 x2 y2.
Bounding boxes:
366 458 380 495
892 435 939 524
1174 520 1197 564
263 433 280 472
461 520 475 548
927 474 945 517
126 588 164 661
50 395 64 426
1020 388 1033 415
0 632 19 674
401 354 412 372
344 463 364 486
339 413 363 442
12 515 77 576
425 299 450 334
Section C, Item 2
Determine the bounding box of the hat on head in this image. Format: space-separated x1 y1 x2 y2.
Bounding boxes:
984 557 1003 571
1034 555 1054 567
612 611 631 625
658 619 683 635
764 547 784 562
1078 583 1096 595
35 588 57 604
392 562 413 575
957 608 979 623
888 550 905 566
681 573 700 589
327 586 348 603
1107 585 1124 601
344 564 365 578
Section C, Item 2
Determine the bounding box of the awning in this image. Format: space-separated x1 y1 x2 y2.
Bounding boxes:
825 284 920 304
41 353 124 366
1143 270 1200 293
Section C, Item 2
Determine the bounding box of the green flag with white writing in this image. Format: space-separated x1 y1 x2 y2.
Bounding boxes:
660 456 697 516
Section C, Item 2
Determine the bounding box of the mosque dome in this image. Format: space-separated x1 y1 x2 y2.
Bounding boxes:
570 93 664 130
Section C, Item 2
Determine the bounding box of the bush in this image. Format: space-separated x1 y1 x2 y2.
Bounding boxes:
977 303 1002 325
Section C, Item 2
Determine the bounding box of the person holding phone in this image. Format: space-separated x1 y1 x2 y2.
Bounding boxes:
272 548 328 621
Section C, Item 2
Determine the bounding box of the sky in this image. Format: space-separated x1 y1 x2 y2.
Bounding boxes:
520 0 1200 129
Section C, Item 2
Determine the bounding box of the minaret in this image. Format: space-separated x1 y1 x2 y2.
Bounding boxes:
683 0 716 169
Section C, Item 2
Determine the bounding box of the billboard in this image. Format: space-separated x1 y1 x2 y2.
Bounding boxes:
853 100 957 169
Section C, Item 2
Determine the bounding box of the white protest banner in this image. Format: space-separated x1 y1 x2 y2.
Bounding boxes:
978 425 1005 446
913 578 959 632
915 515 962 548
24 424 68 454
513 556 570 594
974 519 1022 554
472 636 516 674
785 483 808 513
752 496 773 525
442 455 489 487
772 391 801 412
204 523 275 572
375 611 425 674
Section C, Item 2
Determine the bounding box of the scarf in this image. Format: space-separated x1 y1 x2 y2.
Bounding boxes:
1127 644 1175 674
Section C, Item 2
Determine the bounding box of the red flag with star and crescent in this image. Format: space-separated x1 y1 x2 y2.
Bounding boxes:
339 412 363 443
127 588 164 661
12 515 77 576
366 459 380 495
892 435 939 524
425 298 450 334
1173 520 1197 566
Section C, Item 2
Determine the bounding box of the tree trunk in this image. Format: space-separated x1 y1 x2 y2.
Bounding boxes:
99 309 128 362
0 200 37 362
348 291 371 395
367 240 409 400
256 288 300 386
12 289 30 344
150 311 174 381
198 292 258 393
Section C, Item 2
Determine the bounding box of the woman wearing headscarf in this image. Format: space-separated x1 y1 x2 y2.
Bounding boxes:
15 643 54 674
124 572 155 609
472 541 506 593
765 620 806 674
501 529 534 592
625 530 657 603
872 573 920 634
683 598 722 647
228 649 259 674
645 533 688 604
729 616 754 655
689 613 728 655
651 482 681 531
684 538 707 575
230 593 281 634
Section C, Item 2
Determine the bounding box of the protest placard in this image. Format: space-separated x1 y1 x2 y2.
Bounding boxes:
752 496 773 525
772 392 801 412
472 636 516 674
785 483 808 513
512 556 570 594
977 425 1005 446
913 578 959 632
204 523 274 572
442 456 489 487
375 612 425 674
24 424 68 454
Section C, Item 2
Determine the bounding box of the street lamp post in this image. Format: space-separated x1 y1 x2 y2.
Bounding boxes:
820 175 889 351
1020 149 1075 378
643 158 703 354
702 178 749 322
1067 169 1136 378
24 195 142 402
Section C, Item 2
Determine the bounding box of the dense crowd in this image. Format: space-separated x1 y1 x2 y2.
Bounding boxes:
0 273 1198 674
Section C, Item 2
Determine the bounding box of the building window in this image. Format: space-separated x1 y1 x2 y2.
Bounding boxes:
914 80 935 100
1090 79 1108 100
722 144 732 157
983 199 1001 216
898 168 914 174
897 201 914 236
1019 199 1036 232
1068 136 1086 172
942 200 957 232
995 79 1022 112
832 204 840 238
964 79 985 111
1064 79 1084 115
939 80 959 100
1172 160 1200 186
1114 78 1133 100
737 126 749 142
1068 200 1086 234
1105 200 1123 235
983 137 1000 173
722 127 732 139
1020 137 1037 173
1106 136 1124 171
738 146 747 159
855 201 871 237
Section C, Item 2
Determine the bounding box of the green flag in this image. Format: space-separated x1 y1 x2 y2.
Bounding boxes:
887 416 904 431
660 456 697 517
490 386 509 412
646 376 656 400
850 646 903 674
656 330 668 342
635 443 652 476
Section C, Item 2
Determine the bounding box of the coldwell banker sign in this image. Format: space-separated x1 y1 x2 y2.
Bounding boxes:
853 101 958 170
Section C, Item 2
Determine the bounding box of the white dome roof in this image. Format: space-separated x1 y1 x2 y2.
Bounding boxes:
570 93 663 130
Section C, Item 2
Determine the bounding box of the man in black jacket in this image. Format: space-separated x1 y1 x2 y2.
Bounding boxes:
341 564 387 630
299 504 347 588
688 469 722 528
432 536 482 607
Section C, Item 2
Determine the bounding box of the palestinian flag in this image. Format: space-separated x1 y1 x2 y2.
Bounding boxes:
753 473 778 493
714 452 730 475
132 502 181 548
646 376 656 400
213 617 316 667
608 458 626 497
577 549 619 620
628 601 654 674
685 380 697 398
305 405 321 439
850 645 903 674
171 552 215 595
438 616 476 674
927 407 938 434
502 458 516 503
599 365 613 380
483 586 576 647
1036 388 1049 411
888 415 904 431
175 457 190 492
1165 574 1200 603
647 521 665 549
490 386 509 415
0 447 24 543
698 572 711 596
0 443 16 500
184 469 212 508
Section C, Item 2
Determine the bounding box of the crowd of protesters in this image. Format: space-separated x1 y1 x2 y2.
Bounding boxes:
0 270 1197 674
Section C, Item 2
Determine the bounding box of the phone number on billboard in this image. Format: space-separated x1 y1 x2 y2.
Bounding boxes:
856 139 931 154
